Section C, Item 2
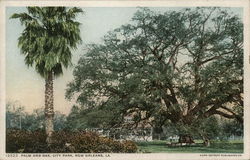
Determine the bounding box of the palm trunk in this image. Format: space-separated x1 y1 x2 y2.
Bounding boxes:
45 71 54 144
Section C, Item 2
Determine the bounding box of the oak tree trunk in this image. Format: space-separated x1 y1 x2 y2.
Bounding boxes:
200 134 210 147
45 71 54 145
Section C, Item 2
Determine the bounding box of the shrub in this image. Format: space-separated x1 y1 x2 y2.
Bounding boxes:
122 140 138 153
6 129 47 153
6 129 137 153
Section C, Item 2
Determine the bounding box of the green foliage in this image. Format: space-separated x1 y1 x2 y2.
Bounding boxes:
6 129 47 153
65 104 124 130
10 7 83 78
53 111 67 130
6 129 137 153
66 7 243 131
65 105 87 129
6 102 26 129
221 119 243 137
6 102 67 131
160 116 243 141
198 116 221 139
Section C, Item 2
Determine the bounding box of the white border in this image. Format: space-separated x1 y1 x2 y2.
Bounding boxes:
0 0 6 158
0 0 249 160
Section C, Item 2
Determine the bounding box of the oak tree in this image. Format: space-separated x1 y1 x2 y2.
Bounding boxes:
66 7 243 144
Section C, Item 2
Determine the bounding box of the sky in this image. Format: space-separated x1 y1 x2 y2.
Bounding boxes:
6 7 243 115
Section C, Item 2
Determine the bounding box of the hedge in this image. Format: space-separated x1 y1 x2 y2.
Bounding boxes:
6 129 137 153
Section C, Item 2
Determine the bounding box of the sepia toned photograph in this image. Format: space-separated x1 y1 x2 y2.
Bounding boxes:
0 0 250 159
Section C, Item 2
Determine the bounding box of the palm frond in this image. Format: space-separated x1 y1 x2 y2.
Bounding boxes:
10 13 34 25
66 7 84 19
12 6 83 78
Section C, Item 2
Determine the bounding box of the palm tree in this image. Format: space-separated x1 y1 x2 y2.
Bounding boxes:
10 7 83 144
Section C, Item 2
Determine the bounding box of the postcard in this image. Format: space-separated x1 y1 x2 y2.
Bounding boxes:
0 0 249 160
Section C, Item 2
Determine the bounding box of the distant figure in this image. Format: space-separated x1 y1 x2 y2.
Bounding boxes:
203 139 210 147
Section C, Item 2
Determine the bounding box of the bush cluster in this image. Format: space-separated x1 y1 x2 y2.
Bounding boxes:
6 129 137 153
6 129 47 153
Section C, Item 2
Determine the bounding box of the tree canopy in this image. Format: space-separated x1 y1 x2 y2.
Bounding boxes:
10 7 83 78
66 7 243 131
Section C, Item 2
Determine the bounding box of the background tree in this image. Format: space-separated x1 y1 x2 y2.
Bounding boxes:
65 104 124 130
221 118 243 139
6 101 25 129
66 7 243 145
10 7 83 144
65 105 85 130
6 101 67 131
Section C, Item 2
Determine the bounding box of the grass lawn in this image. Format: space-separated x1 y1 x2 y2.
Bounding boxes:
136 140 243 153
